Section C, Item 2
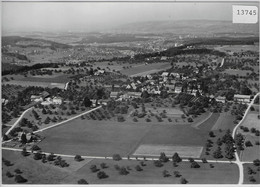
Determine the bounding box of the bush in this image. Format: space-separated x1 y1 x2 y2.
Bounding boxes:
187 117 193 122
159 152 169 162
78 179 88 184
163 170 170 177
173 171 181 177
249 176 256 183
191 161 200 168
253 159 260 166
90 165 99 173
119 167 129 175
172 153 182 163
112 154 122 161
15 175 27 183
202 158 207 163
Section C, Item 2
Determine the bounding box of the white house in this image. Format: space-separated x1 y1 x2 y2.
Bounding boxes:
215 96 226 103
52 97 63 105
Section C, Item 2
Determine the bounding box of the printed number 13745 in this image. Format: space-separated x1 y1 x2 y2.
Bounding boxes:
237 9 257 15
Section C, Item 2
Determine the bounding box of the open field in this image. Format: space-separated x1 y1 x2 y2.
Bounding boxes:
63 159 239 184
196 113 220 131
133 144 203 158
146 107 184 116
120 62 171 76
243 163 260 184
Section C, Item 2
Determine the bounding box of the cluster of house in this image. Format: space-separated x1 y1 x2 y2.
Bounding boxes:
30 91 63 105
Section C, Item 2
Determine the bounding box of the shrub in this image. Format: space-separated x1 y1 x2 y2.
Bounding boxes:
14 169 22 174
163 170 170 177
100 163 108 169
78 179 88 184
159 152 169 162
253 159 260 166
249 176 256 183
191 161 200 168
245 141 253 147
90 165 99 173
119 167 129 175
172 153 182 163
202 158 207 163
173 171 181 177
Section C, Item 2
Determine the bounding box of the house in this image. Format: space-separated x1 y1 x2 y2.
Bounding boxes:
52 97 63 105
216 96 226 103
174 86 182 93
122 92 142 99
170 73 180 79
30 95 43 102
40 91 50 99
234 94 251 103
110 92 119 98
131 83 137 90
146 74 153 80
94 70 105 75
161 72 169 77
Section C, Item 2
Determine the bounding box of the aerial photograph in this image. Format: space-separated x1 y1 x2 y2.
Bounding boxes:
1 1 259 185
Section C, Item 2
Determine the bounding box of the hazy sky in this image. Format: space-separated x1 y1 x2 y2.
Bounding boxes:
1 1 258 33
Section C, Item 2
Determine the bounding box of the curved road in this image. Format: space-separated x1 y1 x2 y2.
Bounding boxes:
232 92 259 185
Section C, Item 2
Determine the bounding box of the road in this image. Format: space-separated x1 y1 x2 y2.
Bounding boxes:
220 58 225 67
232 92 260 185
5 107 33 136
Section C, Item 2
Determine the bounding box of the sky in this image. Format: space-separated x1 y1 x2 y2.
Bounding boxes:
1 1 258 33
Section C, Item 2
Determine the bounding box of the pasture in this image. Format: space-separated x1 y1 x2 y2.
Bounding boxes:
240 134 260 162
243 163 260 184
63 159 239 184
211 112 236 131
2 80 65 89
239 113 260 131
133 144 203 158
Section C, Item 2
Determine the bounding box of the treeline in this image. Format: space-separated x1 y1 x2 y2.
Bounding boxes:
134 47 226 60
2 63 60 75
3 52 28 61
183 37 259 46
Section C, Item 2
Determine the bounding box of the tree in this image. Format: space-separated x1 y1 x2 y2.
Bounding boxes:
253 159 260 166
172 153 182 163
202 158 207 163
163 170 170 177
159 152 169 162
213 147 223 159
191 161 200 168
245 140 253 147
21 148 28 156
247 167 256 175
90 165 99 172
100 163 108 169
74 155 83 162
209 131 215 137
78 179 88 184
173 171 181 177
6 171 14 178
249 176 256 183
112 154 122 161
14 169 22 174
97 171 108 179
154 160 163 167
135 165 143 171
15 175 27 183
21 133 27 144
180 177 188 184
33 152 43 160
83 97 92 107
47 153 56 161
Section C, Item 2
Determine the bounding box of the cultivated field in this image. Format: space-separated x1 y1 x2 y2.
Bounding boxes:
211 112 236 131
133 144 203 158
243 163 260 184
239 113 260 131
37 117 208 158
222 69 252 76
2 80 66 89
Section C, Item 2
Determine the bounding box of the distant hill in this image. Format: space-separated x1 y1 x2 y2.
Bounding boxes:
2 36 71 49
112 20 259 36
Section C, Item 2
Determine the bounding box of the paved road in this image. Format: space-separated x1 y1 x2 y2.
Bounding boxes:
232 92 260 185
1 147 253 165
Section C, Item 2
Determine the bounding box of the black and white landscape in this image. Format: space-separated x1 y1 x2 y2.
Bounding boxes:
1 1 260 185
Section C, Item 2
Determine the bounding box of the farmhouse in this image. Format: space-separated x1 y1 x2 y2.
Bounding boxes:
234 94 251 103
52 97 63 105
122 92 142 99
30 95 43 102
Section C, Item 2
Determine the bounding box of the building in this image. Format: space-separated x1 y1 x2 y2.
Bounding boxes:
215 96 226 103
110 92 119 98
52 97 63 105
234 94 251 103
30 95 43 102
161 72 169 77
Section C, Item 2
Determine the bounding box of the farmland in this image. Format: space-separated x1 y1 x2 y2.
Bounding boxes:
214 45 259 53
